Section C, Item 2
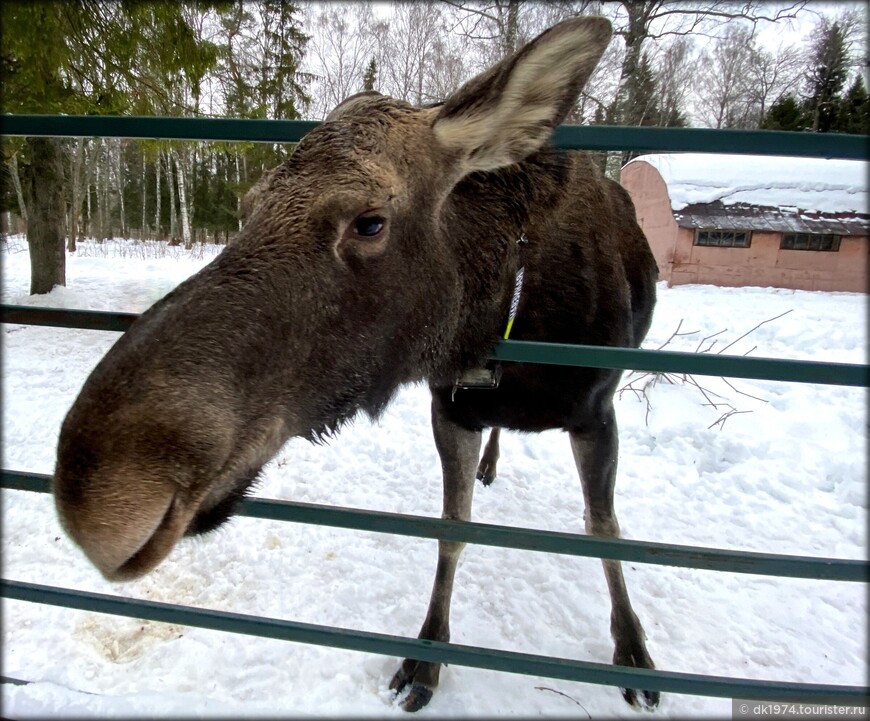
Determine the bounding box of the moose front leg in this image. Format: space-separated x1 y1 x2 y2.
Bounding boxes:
390 394 480 712
569 406 659 710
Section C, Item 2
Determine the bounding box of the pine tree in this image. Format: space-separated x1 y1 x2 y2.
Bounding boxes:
659 105 688 128
0 2 221 293
834 75 870 135
762 95 806 131
619 51 660 127
803 19 850 132
257 0 310 119
619 52 661 164
363 57 378 92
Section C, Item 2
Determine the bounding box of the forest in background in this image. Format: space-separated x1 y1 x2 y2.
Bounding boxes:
1 1 868 293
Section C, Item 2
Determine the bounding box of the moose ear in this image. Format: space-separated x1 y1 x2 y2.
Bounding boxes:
432 17 612 174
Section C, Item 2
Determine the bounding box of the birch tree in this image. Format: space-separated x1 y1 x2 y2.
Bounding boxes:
173 149 192 249
744 43 804 127
380 2 444 104
115 140 126 239
166 150 178 244
696 25 757 128
604 1 809 128
154 149 162 239
654 37 693 127
304 3 382 117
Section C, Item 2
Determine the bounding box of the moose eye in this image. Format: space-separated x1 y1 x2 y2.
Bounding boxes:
353 214 386 238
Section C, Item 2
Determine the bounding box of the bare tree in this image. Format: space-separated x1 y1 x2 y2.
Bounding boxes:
440 0 810 132
442 0 600 67
604 1 809 127
303 2 385 118
654 36 695 127
442 0 606 117
380 2 445 104
441 0 522 66
695 25 757 128
745 42 804 126
422 35 471 103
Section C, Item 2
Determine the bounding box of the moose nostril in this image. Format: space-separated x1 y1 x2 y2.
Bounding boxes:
54 476 183 580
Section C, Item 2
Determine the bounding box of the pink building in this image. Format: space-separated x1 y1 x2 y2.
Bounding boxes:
620 153 869 292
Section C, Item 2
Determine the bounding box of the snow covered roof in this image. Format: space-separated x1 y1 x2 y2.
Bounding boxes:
673 201 867 236
626 153 869 215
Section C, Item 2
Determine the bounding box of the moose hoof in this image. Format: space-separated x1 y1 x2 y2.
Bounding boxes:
399 684 434 713
614 643 659 709
390 660 437 712
620 686 660 710
476 465 496 486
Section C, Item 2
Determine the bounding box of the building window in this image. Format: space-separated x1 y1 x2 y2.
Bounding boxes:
780 233 841 251
695 230 751 248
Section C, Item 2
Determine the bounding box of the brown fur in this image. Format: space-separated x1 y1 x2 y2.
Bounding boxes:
54 17 660 711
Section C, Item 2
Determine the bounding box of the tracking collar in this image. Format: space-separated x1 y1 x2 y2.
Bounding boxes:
452 233 528 395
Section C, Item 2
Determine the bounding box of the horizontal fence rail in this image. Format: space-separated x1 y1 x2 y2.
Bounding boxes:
2 115 867 705
5 471 866 582
2 305 868 387
2 114 868 159
3 579 868 703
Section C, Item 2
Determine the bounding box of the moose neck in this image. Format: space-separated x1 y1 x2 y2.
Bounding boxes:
425 147 571 386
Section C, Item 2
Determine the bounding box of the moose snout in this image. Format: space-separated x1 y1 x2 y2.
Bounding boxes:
53 472 192 581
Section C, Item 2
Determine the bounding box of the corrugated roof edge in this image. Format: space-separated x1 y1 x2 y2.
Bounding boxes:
673 202 869 235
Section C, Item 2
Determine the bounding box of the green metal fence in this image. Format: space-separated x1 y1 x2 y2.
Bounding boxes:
1 114 868 705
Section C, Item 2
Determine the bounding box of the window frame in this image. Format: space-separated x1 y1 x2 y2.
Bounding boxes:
694 229 752 248
780 233 841 252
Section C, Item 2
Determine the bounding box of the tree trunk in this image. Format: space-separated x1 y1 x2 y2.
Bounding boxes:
503 0 519 57
9 153 28 229
116 140 126 239
84 139 100 240
68 137 86 252
155 150 162 239
173 149 192 249
167 150 178 244
96 146 103 242
104 150 112 240
235 153 242 231
23 137 66 295
187 145 197 245
141 152 148 240
86 169 92 239
98 142 112 241
613 2 650 165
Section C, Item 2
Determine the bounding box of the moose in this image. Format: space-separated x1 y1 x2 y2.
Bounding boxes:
53 17 659 712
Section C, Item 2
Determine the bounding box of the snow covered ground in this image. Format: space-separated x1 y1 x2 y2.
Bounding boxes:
2 235 867 718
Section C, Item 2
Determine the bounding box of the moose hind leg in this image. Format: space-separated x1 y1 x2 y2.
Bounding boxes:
569 407 659 710
390 394 480 712
476 427 501 486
